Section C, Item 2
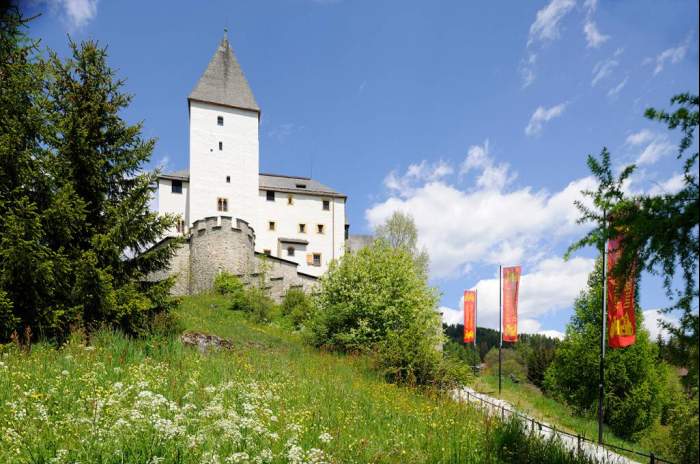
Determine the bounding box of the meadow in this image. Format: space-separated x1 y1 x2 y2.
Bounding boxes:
0 294 599 463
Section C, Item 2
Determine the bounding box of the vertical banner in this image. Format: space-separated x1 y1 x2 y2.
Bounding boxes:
502 266 521 343
607 237 636 348
463 290 477 343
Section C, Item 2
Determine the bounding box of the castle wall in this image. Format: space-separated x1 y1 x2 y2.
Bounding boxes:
148 215 317 301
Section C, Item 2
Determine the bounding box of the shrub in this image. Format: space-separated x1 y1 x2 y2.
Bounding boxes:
309 241 447 385
484 347 527 380
213 272 245 296
244 287 275 324
281 288 313 328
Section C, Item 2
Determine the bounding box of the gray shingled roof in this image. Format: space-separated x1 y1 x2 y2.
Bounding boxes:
259 173 345 198
157 169 345 198
189 32 260 112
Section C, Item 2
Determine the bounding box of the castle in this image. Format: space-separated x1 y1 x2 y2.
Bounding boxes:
152 32 347 296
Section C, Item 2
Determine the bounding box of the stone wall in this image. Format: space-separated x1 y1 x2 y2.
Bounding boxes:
147 215 317 301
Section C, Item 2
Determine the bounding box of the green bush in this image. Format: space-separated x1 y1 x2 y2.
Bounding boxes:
243 287 275 324
490 416 597 464
213 272 245 296
281 287 313 328
309 241 450 386
484 347 527 380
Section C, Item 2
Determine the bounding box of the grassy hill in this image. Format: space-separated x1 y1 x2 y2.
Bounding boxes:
0 294 599 463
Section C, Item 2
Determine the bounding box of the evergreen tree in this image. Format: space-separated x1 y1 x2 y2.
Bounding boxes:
544 259 669 439
0 5 181 339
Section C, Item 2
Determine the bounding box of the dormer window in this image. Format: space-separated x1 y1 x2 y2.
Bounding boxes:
217 116 224 126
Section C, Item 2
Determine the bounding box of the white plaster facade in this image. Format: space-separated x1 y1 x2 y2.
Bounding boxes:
154 34 346 278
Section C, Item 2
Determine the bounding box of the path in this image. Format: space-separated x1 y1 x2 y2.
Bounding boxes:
452 386 640 464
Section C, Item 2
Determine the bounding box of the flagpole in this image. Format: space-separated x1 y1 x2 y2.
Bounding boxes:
498 265 502 397
598 210 608 444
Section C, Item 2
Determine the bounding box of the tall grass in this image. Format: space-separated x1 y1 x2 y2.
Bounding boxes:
0 295 599 463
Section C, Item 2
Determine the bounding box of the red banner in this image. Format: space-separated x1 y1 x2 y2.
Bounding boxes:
607 237 636 348
463 290 477 343
502 266 521 343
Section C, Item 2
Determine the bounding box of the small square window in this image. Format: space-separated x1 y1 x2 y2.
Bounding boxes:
287 195 294 205
171 179 182 194
217 197 228 212
322 200 330 211
269 221 275 231
317 224 324 234
263 249 271 256
298 224 306 233
226 176 230 183
217 116 224 126
287 246 295 257
313 253 322 266
218 141 223 151
266 190 275 201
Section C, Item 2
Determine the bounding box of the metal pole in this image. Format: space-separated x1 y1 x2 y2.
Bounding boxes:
498 265 502 397
598 210 608 444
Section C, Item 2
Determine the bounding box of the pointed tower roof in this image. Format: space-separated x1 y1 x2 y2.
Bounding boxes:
188 31 260 113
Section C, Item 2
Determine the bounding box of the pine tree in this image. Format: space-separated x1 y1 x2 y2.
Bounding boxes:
544 259 669 440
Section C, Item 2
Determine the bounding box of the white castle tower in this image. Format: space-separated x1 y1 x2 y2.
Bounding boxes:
156 31 348 279
188 31 260 227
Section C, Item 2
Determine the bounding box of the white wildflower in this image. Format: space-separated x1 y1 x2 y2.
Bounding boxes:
319 432 333 444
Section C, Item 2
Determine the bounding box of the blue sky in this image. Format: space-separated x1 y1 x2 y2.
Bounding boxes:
28 0 698 338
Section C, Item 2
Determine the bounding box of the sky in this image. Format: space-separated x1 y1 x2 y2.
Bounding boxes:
25 0 699 339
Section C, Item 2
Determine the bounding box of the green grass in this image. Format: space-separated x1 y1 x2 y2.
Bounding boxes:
471 374 672 463
0 294 598 464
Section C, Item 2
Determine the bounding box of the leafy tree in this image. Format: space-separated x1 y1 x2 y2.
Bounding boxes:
281 287 313 329
308 241 449 385
544 259 669 439
484 347 527 380
375 211 429 276
567 93 698 392
516 334 559 388
0 6 180 339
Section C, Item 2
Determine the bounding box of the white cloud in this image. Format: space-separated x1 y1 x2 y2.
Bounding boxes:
520 53 538 88
642 309 679 340
582 0 609 48
584 21 609 48
625 129 655 146
439 257 594 332
366 147 596 278
459 141 516 191
538 329 566 340
653 36 691 75
525 103 567 136
648 173 686 196
591 48 623 87
384 160 454 197
48 0 99 29
528 0 576 46
635 138 675 166
607 77 628 98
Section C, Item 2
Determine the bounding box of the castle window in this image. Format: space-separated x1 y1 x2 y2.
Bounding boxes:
287 246 295 257
287 195 294 205
313 253 322 267
295 183 307 189
226 176 230 183
263 249 271 256
217 116 224 126
298 224 306 233
317 224 324 234
322 199 330 210
217 197 228 212
266 190 275 201
171 180 182 194
218 141 223 151
268 221 275 231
